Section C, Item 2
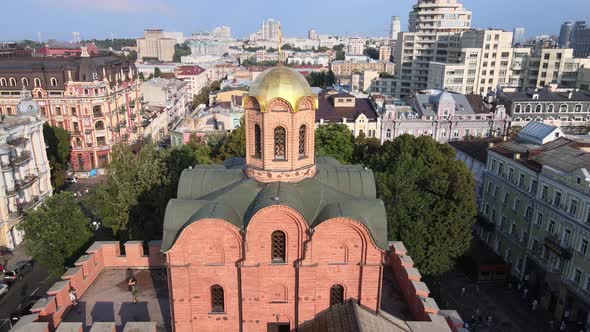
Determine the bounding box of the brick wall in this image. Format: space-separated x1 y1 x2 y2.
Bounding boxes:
26 241 163 330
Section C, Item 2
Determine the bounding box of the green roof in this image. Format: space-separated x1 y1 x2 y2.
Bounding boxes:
162 157 388 252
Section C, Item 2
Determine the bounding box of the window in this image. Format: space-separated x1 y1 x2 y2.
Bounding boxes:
0 78 6 86
329 285 344 306
9 78 16 86
491 159 496 171
386 129 392 138
271 230 286 263
541 185 548 200
518 174 525 187
21 78 29 87
569 199 578 216
530 180 538 194
210 285 224 313
536 212 543 226
55 107 62 116
548 220 556 234
525 105 532 113
298 125 306 157
274 127 286 160
93 105 102 117
547 104 554 112
513 198 520 212
515 105 521 113
493 186 499 198
498 163 504 175
574 269 582 286
560 104 568 112
508 168 514 181
503 192 510 205
535 105 542 113
34 78 41 87
580 239 588 255
554 191 562 207
254 124 261 158
50 77 58 87
525 206 533 220
95 121 105 130
576 104 582 112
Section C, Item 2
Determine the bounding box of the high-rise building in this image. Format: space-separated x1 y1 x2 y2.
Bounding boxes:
212 26 232 39
394 0 472 97
573 28 590 58
379 45 392 61
559 22 573 47
571 21 587 48
137 29 176 62
390 16 401 41
72 32 81 44
347 38 365 55
513 28 526 46
308 28 318 40
261 18 280 41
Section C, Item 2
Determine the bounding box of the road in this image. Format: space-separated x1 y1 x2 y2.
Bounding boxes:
0 262 58 332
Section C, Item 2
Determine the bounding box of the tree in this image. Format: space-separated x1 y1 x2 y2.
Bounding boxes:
364 47 379 60
154 67 162 78
317 46 329 52
43 124 71 188
314 124 355 164
127 51 137 61
215 118 246 161
138 72 145 81
173 43 191 62
18 193 92 276
335 50 345 60
379 72 395 78
366 135 477 276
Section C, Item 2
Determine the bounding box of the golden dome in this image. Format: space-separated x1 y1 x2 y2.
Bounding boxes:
247 65 317 112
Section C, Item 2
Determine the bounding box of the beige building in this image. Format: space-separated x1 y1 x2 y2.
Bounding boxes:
0 90 52 249
524 48 590 90
316 91 381 139
379 45 392 61
137 29 176 62
330 60 394 77
394 0 472 98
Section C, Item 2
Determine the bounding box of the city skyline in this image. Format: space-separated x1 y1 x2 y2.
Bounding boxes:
1 0 589 41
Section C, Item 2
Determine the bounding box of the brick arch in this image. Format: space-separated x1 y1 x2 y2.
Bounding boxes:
296 96 316 112
267 97 294 113
243 96 261 111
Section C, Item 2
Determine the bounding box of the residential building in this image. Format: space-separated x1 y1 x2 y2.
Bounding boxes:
571 21 588 50
0 42 33 58
174 65 209 96
498 88 590 133
347 38 365 55
212 26 231 39
207 63 236 81
37 42 98 58
308 28 318 40
573 27 590 58
136 29 176 62
287 52 330 66
351 70 379 93
188 40 228 56
139 77 191 127
163 31 185 44
330 59 394 77
379 45 392 61
371 76 397 95
390 16 401 41
577 67 590 90
140 105 169 143
0 53 142 175
261 18 280 41
513 28 526 46
381 90 510 144
316 91 381 139
559 22 574 48
475 121 590 324
524 48 590 90
0 90 52 249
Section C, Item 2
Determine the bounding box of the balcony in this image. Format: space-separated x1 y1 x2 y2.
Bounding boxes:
18 196 41 211
5 188 17 197
15 175 38 190
10 151 31 166
7 137 29 147
544 234 573 260
476 214 495 231
1 162 13 171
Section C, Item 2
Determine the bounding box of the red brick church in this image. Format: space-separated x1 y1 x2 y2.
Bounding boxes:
161 65 388 332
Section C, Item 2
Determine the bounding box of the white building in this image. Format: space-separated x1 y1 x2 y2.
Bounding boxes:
164 31 185 44
0 90 52 249
137 29 176 62
308 29 319 40
175 65 209 97
212 26 231 40
390 16 401 41
140 78 191 127
347 38 365 56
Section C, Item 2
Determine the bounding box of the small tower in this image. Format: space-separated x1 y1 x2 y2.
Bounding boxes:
242 65 318 183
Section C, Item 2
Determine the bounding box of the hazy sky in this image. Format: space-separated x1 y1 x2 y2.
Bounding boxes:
1 0 590 41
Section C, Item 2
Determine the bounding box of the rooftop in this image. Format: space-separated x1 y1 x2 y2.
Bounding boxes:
449 137 504 164
317 94 379 122
62 269 170 332
176 65 206 76
500 89 590 102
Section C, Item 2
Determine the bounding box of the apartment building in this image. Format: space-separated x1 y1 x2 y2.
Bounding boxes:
499 88 590 133
475 122 590 324
0 54 142 174
330 59 394 77
174 65 209 96
316 91 381 139
379 45 392 61
394 0 472 98
0 90 52 249
139 78 191 127
347 38 365 56
524 48 590 90
136 29 176 62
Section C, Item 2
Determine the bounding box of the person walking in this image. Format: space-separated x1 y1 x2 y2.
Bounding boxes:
532 299 538 311
68 288 78 307
523 287 529 299
128 276 138 304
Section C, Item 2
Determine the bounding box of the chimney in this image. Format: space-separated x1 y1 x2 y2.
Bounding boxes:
568 91 574 99
488 142 495 148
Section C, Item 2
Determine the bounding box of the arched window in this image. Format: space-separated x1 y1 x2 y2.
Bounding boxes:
95 121 105 130
210 285 224 313
547 104 554 113
535 104 542 113
50 77 58 87
21 78 29 87
514 105 521 113
34 78 41 88
514 117 522 122
298 124 306 157
575 104 582 112
0 78 6 86
75 138 82 148
9 78 16 87
271 230 286 263
330 285 344 306
386 128 392 138
525 104 532 113
93 105 102 117
36 91 42 98
560 104 568 112
254 124 261 158
274 127 286 160
55 106 62 115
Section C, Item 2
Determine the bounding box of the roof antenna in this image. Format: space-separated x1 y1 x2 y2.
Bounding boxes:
272 196 280 204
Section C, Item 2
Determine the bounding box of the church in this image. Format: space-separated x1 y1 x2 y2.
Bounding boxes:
162 64 389 331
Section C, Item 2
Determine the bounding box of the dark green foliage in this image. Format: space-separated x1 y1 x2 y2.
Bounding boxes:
364 135 477 276
18 193 92 276
364 47 379 60
193 80 221 108
16 40 44 49
379 72 395 78
127 51 137 61
154 67 162 78
317 46 330 52
306 70 336 88
138 72 145 81
43 124 71 189
216 118 246 161
314 124 355 164
173 43 191 62
82 38 136 50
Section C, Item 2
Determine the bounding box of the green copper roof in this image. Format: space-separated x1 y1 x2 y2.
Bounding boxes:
162 157 389 252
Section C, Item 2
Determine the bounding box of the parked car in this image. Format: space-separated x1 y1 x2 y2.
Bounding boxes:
3 261 33 283
66 176 77 183
0 283 8 296
9 295 40 324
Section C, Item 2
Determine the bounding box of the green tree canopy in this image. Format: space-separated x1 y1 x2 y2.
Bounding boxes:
314 123 355 164
18 193 92 276
43 124 71 188
366 135 477 276
216 118 246 161
173 43 191 62
364 47 379 60
154 67 162 78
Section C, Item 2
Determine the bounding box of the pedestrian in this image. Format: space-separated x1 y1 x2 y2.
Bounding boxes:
461 287 466 296
560 321 567 331
68 288 78 307
532 299 538 311
564 310 571 323
128 276 138 303
523 287 528 299
517 281 522 291
487 314 493 327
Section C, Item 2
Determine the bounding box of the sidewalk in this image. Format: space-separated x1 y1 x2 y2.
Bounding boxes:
3 243 31 271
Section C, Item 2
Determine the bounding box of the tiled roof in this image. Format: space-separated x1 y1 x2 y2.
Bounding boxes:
177 65 206 76
449 137 503 164
501 89 590 102
317 94 378 122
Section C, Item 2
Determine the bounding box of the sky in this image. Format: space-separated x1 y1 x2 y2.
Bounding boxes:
1 0 590 42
